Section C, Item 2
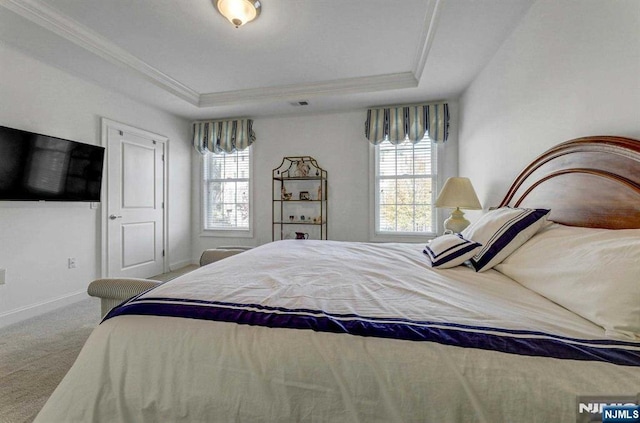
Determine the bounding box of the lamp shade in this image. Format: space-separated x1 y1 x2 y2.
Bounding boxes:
435 177 482 210
215 0 261 28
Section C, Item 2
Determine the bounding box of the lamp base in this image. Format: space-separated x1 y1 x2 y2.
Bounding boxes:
443 208 471 234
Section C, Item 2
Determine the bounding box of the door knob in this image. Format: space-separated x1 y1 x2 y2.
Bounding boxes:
109 214 123 220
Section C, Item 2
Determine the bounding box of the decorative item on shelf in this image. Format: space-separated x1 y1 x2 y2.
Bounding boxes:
313 216 321 224
299 191 310 201
294 160 310 177
300 215 306 221
281 186 292 200
295 232 309 239
289 215 295 222
435 177 482 234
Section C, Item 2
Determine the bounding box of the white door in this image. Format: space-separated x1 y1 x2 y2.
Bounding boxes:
106 126 165 278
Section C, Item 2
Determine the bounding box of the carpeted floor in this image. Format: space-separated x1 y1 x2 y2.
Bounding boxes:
0 265 198 423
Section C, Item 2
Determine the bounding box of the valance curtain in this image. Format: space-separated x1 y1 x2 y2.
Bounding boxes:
193 119 255 154
364 103 449 145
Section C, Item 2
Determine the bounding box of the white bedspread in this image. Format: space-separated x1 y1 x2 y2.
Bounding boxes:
36 240 640 422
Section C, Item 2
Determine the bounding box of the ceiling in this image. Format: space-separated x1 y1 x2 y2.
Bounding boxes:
0 0 534 120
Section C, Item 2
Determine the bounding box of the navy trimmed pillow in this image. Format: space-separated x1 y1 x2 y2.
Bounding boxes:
423 234 482 269
461 207 550 272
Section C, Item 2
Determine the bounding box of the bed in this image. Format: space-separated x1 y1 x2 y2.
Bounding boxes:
35 136 640 422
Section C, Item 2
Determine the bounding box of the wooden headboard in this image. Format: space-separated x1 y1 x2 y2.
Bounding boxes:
498 136 640 229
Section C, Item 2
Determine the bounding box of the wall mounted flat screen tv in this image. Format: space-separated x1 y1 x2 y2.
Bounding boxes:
0 125 105 202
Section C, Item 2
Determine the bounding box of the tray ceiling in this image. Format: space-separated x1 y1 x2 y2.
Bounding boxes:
0 0 534 119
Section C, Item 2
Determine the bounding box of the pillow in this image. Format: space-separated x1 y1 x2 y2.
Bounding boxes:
423 234 482 269
461 207 550 272
494 224 640 340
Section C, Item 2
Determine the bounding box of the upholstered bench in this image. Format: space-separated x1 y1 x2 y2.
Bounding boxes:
89 248 252 317
88 278 161 317
199 246 252 266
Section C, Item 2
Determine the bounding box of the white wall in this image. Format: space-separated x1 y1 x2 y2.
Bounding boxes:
0 42 192 327
191 111 369 256
459 0 640 212
192 106 459 258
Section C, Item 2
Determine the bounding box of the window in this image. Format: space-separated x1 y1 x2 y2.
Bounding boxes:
202 148 251 233
375 139 436 236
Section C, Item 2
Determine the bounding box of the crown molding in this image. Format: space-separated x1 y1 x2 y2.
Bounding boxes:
0 0 200 105
1 0 436 109
412 0 441 81
199 72 418 107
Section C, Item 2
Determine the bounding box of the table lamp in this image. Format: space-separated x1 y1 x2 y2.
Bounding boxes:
435 177 482 233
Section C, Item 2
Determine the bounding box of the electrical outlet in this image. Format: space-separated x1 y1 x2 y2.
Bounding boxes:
67 258 76 269
0 268 5 285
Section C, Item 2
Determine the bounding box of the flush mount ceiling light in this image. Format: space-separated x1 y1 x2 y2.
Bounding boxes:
214 0 262 28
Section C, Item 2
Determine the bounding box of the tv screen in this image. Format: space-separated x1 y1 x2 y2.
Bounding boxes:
0 125 105 202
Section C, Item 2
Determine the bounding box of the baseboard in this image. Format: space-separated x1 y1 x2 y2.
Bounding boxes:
0 290 87 330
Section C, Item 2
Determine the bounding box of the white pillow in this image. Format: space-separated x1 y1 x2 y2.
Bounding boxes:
495 224 640 340
461 207 550 272
423 234 481 269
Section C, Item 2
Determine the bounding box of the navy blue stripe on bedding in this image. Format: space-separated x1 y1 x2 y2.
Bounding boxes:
424 243 479 267
104 298 640 367
470 208 549 271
